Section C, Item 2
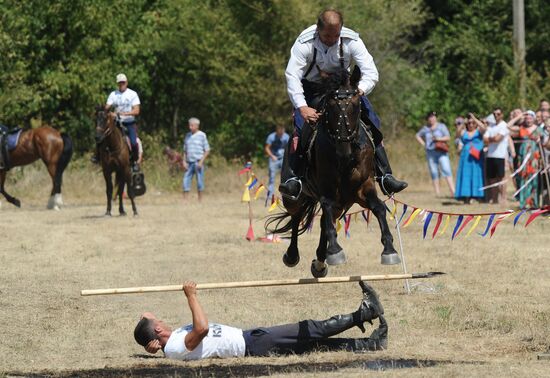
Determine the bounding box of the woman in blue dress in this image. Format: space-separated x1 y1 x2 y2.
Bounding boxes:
455 114 487 203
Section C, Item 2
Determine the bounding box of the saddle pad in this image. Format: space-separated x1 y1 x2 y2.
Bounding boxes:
7 129 22 151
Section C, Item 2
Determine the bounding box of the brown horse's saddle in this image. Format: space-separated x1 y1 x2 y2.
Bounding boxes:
0 126 22 170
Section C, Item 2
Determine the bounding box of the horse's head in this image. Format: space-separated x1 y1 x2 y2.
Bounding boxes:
95 106 116 141
322 66 362 143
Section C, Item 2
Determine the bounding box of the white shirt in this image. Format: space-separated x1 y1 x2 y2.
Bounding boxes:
164 323 246 360
486 120 509 159
285 25 379 109
106 88 140 123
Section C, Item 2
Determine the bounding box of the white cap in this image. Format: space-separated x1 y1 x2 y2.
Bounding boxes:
116 73 128 83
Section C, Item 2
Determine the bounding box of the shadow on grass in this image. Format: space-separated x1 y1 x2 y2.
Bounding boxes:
8 358 484 377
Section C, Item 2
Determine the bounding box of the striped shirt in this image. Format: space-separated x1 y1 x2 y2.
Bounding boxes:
183 131 210 162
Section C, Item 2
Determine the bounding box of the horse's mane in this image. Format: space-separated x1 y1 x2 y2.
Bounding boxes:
325 69 350 94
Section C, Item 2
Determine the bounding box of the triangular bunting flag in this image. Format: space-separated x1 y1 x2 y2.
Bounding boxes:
422 212 433 239
451 215 464 240
241 188 250 202
432 213 443 239
466 216 482 237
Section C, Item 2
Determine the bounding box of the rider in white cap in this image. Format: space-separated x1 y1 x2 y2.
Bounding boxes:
92 73 141 171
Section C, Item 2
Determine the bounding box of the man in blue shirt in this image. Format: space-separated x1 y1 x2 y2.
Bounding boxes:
265 125 290 203
183 117 210 202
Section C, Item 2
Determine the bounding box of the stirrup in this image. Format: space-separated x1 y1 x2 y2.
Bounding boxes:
280 177 303 201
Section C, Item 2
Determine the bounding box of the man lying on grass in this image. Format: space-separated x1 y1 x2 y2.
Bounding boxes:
134 281 388 360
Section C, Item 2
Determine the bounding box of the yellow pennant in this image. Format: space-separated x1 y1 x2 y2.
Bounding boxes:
254 185 266 200
241 188 250 202
354 213 358 223
439 215 451 235
466 216 482 237
336 219 342 233
268 198 280 212
389 201 397 220
403 208 422 227
244 176 253 187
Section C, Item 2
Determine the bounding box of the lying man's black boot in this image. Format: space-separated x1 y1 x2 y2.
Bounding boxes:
352 315 388 352
354 281 384 332
374 145 408 195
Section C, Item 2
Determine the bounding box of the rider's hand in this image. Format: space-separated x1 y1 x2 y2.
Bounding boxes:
357 89 365 96
183 281 197 298
145 339 162 354
299 106 321 124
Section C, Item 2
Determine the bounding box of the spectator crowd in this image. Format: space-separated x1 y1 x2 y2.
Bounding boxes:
416 100 550 208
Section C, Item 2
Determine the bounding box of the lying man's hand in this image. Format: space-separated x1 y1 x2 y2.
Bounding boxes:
145 339 162 354
183 281 197 298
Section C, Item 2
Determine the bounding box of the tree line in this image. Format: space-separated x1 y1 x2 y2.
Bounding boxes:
0 0 548 158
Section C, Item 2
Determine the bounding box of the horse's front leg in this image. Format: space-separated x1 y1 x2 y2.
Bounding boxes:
320 196 346 266
282 214 301 267
365 188 400 265
311 212 328 277
103 170 113 216
0 171 21 208
116 171 126 216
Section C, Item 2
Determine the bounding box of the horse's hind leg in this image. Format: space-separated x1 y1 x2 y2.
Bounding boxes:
365 189 400 265
282 215 301 267
311 212 328 278
0 171 21 208
125 171 138 216
116 171 126 216
45 162 61 210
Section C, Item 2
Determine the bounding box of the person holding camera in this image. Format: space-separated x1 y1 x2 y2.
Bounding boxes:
416 111 455 197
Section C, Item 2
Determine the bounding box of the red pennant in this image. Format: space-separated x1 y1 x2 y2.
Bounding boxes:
432 213 443 239
525 208 549 227
245 225 255 241
454 215 474 239
238 167 251 175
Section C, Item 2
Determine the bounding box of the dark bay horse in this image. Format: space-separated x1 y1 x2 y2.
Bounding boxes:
267 67 400 277
0 127 73 209
95 109 137 216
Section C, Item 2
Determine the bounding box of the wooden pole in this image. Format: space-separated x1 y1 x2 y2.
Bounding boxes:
513 0 526 108
80 272 445 296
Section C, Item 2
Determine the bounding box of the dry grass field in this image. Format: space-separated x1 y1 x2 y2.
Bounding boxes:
0 147 549 377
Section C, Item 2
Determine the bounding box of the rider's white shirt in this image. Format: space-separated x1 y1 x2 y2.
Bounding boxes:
164 323 246 360
285 25 379 109
106 88 140 123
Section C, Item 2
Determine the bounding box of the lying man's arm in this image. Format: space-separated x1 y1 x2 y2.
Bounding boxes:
183 281 209 351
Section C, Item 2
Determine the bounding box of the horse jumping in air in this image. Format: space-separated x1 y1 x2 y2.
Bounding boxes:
268 66 400 278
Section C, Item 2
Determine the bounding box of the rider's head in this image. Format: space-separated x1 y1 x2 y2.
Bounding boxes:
116 73 128 92
317 9 343 47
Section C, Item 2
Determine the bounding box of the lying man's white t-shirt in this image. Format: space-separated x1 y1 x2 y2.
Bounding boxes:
164 323 246 360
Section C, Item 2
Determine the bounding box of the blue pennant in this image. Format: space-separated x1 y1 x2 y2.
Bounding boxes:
451 215 464 240
397 204 408 226
422 212 434 239
513 209 527 227
479 214 496 237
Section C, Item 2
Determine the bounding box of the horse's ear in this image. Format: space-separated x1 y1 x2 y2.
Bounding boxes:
350 65 361 87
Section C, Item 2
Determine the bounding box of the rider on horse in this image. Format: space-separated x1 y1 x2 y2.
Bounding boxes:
92 73 141 171
279 9 408 199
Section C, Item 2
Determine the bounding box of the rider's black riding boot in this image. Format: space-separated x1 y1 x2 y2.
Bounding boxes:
316 281 384 337
278 134 305 200
375 144 408 196
130 145 140 172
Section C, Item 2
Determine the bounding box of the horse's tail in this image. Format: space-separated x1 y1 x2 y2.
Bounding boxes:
265 198 318 236
54 133 73 193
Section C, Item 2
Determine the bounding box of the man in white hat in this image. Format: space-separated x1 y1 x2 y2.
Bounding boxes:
92 73 141 171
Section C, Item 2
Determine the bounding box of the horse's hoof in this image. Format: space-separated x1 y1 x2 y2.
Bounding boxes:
326 250 347 266
119 211 127 216
311 260 328 278
133 212 139 217
105 212 111 217
14 200 21 208
283 253 300 268
381 252 401 265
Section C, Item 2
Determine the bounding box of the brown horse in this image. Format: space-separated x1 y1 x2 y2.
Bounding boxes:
267 67 400 277
0 127 73 209
95 108 137 216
